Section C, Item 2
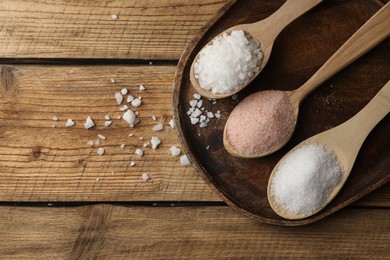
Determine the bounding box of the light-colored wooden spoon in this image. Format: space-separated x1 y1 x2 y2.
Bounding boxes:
268 80 390 220
190 0 323 99
224 2 390 158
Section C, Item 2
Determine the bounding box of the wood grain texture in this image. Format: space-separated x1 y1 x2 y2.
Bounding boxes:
0 205 389 259
0 0 231 60
0 64 219 201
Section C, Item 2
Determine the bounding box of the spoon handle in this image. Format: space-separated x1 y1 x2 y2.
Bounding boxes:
252 0 323 44
297 2 390 100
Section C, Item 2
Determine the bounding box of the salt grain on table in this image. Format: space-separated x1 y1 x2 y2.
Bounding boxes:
139 85 145 91
121 88 128 95
65 119 75 127
151 136 161 150
84 116 95 129
52 115 59 121
170 146 181 156
135 149 143 157
180 155 191 166
115 92 123 104
97 148 105 156
142 173 150 182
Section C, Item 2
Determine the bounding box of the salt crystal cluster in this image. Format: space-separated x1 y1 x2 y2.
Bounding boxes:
187 93 221 128
194 30 263 94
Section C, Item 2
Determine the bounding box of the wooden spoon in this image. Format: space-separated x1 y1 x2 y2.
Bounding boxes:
224 2 390 158
268 80 390 220
190 0 323 99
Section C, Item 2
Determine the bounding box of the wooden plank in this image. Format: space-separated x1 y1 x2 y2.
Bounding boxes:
0 64 389 205
0 64 219 201
0 205 388 258
0 0 233 60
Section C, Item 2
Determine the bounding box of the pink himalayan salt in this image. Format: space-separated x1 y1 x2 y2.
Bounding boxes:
225 90 295 156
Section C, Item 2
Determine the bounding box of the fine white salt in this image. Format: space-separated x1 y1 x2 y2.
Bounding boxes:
180 155 191 166
84 116 95 129
194 30 262 94
270 143 343 216
65 119 74 127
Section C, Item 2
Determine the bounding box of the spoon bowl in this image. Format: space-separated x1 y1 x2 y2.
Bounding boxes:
190 0 323 99
268 81 390 219
224 3 390 158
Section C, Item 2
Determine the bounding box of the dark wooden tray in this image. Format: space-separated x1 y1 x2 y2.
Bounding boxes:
173 0 389 225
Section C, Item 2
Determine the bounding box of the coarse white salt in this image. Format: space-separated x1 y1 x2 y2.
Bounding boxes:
194 30 262 94
120 143 126 149
135 149 143 157
97 147 105 156
270 143 342 216
207 112 214 118
180 155 191 166
152 115 157 121
130 161 136 167
191 108 202 118
52 115 59 121
95 139 101 146
84 116 95 129
139 84 145 91
151 136 161 150
111 14 118 20
110 79 116 83
98 134 106 140
190 118 199 124
142 173 150 182
105 115 111 120
189 100 198 107
193 93 201 100
105 120 112 127
65 119 75 127
214 112 221 118
115 92 123 104
197 100 203 108
127 95 135 103
120 105 129 111
87 140 94 146
170 145 181 156
131 98 142 107
168 119 175 129
199 122 208 128
121 88 128 95
123 110 139 127
152 123 164 131
128 133 134 137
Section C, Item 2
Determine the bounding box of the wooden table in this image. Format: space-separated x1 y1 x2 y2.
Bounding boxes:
0 0 389 258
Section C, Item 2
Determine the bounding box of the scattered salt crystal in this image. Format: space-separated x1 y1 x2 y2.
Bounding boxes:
119 105 129 111
96 177 100 181
127 95 135 103
270 143 342 216
97 148 105 156
191 108 202 118
105 115 111 120
131 98 142 107
205 145 210 150
115 92 123 104
152 115 157 121
87 140 94 146
130 161 135 167
52 115 59 121
189 100 198 107
123 110 139 127
128 133 134 137
190 118 199 124
212 101 217 105
135 111 139 116
105 121 112 127
95 139 101 146
194 30 262 94
170 145 181 156
65 119 74 127
84 116 95 129
151 136 161 150
110 79 116 83
199 122 208 128
199 115 206 122
120 143 126 149
116 115 122 119
135 149 143 157
142 173 150 182
207 112 214 118
143 143 149 148
121 88 128 95
197 100 203 108
180 155 191 166
139 85 145 91
98 134 106 140
193 93 201 100
168 119 175 128
152 123 164 131
111 14 118 20
214 112 221 118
